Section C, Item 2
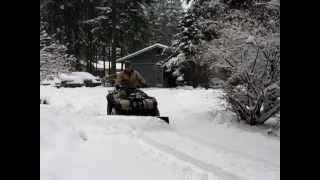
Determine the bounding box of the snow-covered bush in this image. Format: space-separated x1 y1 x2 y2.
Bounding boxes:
224 44 280 125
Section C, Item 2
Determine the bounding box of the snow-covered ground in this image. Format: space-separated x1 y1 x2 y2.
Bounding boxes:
40 86 280 180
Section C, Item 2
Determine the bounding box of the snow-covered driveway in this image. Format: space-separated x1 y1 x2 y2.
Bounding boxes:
40 86 280 180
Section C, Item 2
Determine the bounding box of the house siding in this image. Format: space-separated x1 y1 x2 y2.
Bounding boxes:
125 47 167 87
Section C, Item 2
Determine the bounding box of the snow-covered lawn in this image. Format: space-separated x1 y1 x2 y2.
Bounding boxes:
40 86 280 180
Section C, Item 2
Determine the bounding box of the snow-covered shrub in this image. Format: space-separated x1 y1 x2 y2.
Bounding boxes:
224 44 280 125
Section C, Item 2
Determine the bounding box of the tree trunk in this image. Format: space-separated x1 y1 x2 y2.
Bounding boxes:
86 47 90 72
257 101 280 124
103 45 106 77
88 42 92 73
95 47 98 75
108 47 111 75
110 0 117 77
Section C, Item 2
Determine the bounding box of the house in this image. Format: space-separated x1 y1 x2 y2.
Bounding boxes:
116 43 169 87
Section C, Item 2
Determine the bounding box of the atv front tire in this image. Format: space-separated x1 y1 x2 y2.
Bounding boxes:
152 108 160 116
111 107 118 115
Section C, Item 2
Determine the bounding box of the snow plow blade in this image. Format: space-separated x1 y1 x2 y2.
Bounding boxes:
156 116 169 124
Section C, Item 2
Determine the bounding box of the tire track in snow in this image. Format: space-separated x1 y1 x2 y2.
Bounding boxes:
80 116 277 180
138 134 243 180
91 116 241 180
175 130 280 168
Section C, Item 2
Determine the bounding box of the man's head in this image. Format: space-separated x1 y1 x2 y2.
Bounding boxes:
124 61 133 71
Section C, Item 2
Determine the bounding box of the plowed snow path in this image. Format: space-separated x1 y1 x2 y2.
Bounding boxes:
40 86 280 180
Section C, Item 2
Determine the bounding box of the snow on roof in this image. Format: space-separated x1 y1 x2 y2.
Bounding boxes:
116 43 168 62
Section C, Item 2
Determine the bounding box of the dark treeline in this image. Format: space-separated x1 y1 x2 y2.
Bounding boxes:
40 0 184 77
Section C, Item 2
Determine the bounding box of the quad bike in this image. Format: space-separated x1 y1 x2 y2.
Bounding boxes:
106 87 169 124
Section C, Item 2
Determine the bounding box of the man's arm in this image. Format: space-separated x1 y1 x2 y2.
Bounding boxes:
114 72 123 88
135 71 146 87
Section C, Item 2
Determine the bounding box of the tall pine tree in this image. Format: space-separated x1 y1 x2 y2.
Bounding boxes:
149 0 184 45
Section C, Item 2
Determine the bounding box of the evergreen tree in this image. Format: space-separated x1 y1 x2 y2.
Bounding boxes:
41 0 153 76
84 0 153 76
40 19 77 81
149 0 184 45
172 11 201 57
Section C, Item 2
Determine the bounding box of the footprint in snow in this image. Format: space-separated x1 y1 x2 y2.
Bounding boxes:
78 130 88 141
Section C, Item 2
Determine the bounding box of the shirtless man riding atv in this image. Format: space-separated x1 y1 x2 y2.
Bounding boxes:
106 61 169 123
114 61 147 98
106 60 156 115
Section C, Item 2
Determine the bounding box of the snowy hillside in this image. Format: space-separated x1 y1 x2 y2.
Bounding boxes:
40 86 279 180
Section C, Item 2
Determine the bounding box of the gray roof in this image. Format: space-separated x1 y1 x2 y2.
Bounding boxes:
116 43 168 62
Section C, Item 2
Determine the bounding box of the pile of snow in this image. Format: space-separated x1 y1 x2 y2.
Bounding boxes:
40 86 280 180
40 74 61 86
70 72 101 83
59 73 84 84
58 72 101 84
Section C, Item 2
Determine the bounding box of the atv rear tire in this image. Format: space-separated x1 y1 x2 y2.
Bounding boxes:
107 102 113 115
